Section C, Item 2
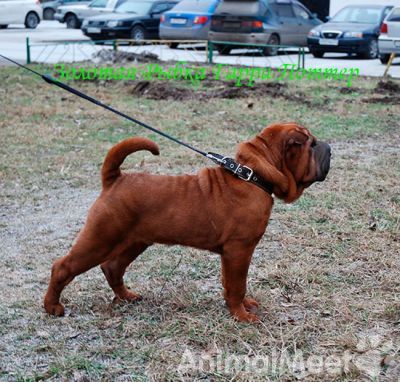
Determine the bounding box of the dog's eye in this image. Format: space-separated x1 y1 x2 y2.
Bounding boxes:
311 141 317 148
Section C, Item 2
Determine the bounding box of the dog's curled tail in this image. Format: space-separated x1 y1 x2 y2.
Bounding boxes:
101 137 159 188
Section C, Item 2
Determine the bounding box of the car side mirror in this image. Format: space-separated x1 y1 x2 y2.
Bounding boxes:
150 12 160 18
311 13 318 19
325 16 331 22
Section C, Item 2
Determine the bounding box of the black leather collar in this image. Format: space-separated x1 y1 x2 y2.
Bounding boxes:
206 152 274 195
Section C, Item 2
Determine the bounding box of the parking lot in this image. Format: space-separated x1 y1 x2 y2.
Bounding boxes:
1 20 399 78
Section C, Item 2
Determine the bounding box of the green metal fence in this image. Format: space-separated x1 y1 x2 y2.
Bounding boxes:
25 37 306 69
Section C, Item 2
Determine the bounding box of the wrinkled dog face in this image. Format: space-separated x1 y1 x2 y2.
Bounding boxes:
236 123 331 203
284 126 331 188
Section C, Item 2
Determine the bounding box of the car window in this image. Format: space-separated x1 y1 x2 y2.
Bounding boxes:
293 4 309 19
215 1 260 16
151 3 173 14
331 7 381 24
90 0 107 8
388 8 400 22
270 3 295 18
115 0 152 14
383 7 392 19
171 0 214 12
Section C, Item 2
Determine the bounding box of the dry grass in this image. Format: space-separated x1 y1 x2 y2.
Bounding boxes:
0 63 399 381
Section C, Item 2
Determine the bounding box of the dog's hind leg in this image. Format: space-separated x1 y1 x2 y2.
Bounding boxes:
100 242 148 303
44 233 116 316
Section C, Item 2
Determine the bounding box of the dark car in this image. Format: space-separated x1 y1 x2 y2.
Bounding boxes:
42 0 89 20
81 0 178 41
208 0 322 56
160 0 221 48
307 5 393 59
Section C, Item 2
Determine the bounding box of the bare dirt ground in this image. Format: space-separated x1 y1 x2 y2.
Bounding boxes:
0 64 399 381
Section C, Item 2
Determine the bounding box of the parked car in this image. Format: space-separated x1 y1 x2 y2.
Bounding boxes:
82 0 178 40
307 5 393 59
42 0 90 20
54 0 120 28
208 0 322 56
159 0 220 48
0 0 42 29
379 6 400 64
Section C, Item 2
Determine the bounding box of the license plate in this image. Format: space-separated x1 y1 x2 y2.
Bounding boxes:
170 18 187 25
319 38 338 46
223 22 241 29
87 27 101 33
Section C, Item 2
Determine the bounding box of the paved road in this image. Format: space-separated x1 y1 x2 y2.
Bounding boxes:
0 21 399 79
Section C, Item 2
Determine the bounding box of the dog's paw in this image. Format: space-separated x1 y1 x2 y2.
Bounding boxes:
113 290 142 304
235 310 260 323
44 302 65 317
243 297 259 312
230 304 261 323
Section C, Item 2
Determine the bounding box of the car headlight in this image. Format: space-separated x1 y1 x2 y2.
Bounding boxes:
344 31 363 38
308 29 320 37
107 21 122 28
82 20 88 27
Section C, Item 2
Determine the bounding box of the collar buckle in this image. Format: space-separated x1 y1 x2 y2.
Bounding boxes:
237 165 253 181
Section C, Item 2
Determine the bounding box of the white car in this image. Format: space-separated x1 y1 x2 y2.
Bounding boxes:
54 0 119 29
379 6 400 64
0 0 42 29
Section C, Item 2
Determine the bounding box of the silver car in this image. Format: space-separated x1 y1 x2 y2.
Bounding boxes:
208 0 322 56
54 0 120 28
379 6 400 64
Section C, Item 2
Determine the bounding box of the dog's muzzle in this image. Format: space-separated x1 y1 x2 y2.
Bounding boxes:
315 142 331 182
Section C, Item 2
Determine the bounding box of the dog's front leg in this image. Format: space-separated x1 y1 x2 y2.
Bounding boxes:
221 242 260 323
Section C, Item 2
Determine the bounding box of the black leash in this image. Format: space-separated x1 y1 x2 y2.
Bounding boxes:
0 54 273 195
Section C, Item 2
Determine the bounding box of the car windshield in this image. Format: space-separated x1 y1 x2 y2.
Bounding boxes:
171 0 215 12
331 7 381 24
115 0 152 14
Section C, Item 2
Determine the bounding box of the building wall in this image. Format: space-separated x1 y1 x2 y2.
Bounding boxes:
330 0 400 16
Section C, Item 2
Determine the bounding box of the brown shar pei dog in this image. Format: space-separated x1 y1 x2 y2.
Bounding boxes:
44 122 331 322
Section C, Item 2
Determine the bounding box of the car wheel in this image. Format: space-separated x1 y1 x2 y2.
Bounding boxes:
65 14 80 29
310 49 324 58
263 34 280 56
43 8 55 20
0 25 8 29
131 25 146 42
167 42 179 49
215 44 231 55
360 39 378 59
379 54 391 64
25 12 39 29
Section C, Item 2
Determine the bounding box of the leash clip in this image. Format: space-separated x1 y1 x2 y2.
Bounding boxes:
206 152 225 165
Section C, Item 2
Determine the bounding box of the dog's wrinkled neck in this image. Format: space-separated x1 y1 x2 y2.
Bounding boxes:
235 138 289 196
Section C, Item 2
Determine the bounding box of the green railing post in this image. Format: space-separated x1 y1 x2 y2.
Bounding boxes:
297 48 301 69
113 40 118 52
26 37 31 65
208 41 213 64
